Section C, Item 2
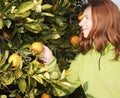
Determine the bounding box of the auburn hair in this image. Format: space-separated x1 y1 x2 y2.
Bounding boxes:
79 0 120 60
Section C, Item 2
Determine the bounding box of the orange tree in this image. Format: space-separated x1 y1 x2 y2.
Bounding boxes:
0 0 87 97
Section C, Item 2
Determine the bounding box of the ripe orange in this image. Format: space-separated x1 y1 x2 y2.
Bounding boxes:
77 13 83 20
41 93 51 98
53 4 58 9
70 35 79 45
16 94 21 98
0 13 3 17
3 32 10 39
71 8 76 13
31 42 43 53
8 54 21 67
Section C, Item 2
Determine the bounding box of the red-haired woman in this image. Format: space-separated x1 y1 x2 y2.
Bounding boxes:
40 0 120 98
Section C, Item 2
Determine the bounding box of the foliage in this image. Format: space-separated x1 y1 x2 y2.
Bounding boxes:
0 0 86 97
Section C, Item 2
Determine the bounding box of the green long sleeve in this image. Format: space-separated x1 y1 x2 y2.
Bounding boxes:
48 43 120 98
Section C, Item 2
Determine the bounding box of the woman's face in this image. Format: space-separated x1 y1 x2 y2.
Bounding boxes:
79 6 92 38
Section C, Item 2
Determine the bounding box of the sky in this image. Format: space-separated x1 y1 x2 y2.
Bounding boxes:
82 0 120 9
111 0 120 9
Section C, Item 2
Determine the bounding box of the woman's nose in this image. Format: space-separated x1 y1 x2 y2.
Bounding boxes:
79 20 83 27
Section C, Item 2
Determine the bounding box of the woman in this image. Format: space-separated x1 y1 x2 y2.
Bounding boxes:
41 0 120 98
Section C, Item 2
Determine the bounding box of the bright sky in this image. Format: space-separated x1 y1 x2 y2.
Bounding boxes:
111 0 120 9
83 0 120 9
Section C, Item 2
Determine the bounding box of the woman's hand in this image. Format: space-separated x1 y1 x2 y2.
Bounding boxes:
40 45 54 64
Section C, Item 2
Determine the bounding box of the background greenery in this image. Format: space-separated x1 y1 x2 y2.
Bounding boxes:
0 0 89 97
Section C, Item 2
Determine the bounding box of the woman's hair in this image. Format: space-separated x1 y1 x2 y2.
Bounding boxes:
79 0 120 60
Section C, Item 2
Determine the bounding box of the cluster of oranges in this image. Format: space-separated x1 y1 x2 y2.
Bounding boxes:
8 42 43 68
8 35 80 68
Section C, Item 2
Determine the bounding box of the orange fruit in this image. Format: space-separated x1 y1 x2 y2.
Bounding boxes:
41 93 51 98
77 13 83 20
31 42 43 53
53 4 58 9
16 94 21 98
70 35 79 45
3 32 10 39
8 54 21 67
0 13 3 17
71 8 76 13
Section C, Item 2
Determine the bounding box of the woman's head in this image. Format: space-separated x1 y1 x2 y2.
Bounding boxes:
79 6 92 38
79 0 120 59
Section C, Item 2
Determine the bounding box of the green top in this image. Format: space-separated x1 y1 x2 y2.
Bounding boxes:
48 43 120 98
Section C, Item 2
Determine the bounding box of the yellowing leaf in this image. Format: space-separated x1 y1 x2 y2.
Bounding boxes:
41 12 54 17
38 66 49 73
44 72 50 79
51 71 59 80
42 4 52 10
35 4 42 13
0 18 3 29
60 82 72 87
0 95 7 98
60 70 65 80
24 23 42 33
4 77 14 85
15 69 23 79
32 74 43 84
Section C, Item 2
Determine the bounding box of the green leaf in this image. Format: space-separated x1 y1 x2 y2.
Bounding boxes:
17 1 34 14
44 72 50 79
2 1 16 13
4 50 9 60
51 71 59 80
3 74 14 85
1 64 10 71
24 23 42 33
60 82 72 87
34 4 42 13
55 17 64 26
38 66 49 73
18 79 26 93
32 74 43 84
83 81 89 92
42 33 60 40
41 12 54 17
15 11 31 18
25 17 35 23
39 23 49 29
42 4 52 10
0 18 3 29
0 95 7 98
4 19 12 28
0 59 6 68
0 50 9 68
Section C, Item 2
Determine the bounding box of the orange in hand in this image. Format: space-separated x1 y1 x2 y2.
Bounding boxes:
30 42 43 53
